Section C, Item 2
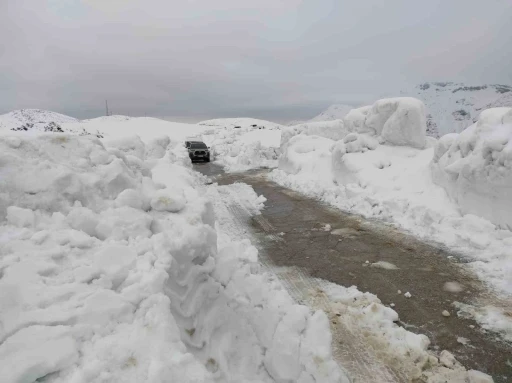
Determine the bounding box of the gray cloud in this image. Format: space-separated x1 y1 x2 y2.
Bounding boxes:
1 0 511 122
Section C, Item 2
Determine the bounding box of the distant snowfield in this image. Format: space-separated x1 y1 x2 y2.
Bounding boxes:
66 115 208 142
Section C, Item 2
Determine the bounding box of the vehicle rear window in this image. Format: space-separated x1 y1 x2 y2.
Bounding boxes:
190 142 207 149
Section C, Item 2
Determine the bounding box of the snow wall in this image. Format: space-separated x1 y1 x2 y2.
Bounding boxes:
431 107 512 229
0 134 344 383
282 97 427 150
202 126 281 172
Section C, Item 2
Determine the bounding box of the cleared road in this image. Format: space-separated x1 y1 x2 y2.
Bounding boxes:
195 162 512 383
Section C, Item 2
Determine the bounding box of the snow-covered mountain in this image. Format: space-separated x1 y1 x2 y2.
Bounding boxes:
0 109 79 133
401 82 512 137
309 104 353 122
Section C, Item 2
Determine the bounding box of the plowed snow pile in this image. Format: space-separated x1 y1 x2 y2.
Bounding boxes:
431 107 512 230
199 118 282 172
0 133 344 382
270 99 512 340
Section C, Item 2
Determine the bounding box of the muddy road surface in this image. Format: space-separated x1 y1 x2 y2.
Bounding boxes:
195 162 512 383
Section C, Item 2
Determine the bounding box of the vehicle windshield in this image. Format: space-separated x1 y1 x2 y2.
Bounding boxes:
190 142 207 149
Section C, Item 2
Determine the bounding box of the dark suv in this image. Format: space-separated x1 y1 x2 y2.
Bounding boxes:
186 141 210 162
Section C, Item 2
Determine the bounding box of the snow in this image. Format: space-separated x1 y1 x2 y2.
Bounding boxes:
344 97 428 149
0 109 105 137
343 105 372 134
2 110 283 173
63 115 207 142
401 82 512 137
199 117 282 130
454 302 512 342
309 104 354 122
0 109 78 130
431 107 512 230
0 107 502 382
271 110 512 292
0 130 344 382
200 121 282 172
283 120 350 143
320 280 492 382
269 102 512 343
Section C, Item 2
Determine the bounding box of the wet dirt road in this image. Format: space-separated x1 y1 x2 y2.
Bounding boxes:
195 163 512 383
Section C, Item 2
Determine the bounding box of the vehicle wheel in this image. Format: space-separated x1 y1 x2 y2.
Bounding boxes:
205 157 210 163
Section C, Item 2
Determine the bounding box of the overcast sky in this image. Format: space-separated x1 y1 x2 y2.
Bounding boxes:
1 0 511 122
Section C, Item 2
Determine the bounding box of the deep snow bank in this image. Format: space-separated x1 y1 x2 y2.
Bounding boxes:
344 98 427 149
282 120 349 145
283 98 428 150
201 122 282 172
63 115 282 173
0 133 344 382
431 107 512 229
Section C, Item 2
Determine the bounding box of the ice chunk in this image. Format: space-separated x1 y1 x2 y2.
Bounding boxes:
443 281 464 293
439 350 457 368
371 261 399 270
150 188 186 212
468 370 494 383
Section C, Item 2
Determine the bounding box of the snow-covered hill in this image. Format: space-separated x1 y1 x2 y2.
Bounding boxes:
0 109 79 133
309 104 353 122
401 82 512 137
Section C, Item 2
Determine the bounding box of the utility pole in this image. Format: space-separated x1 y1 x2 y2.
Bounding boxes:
105 100 109 116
